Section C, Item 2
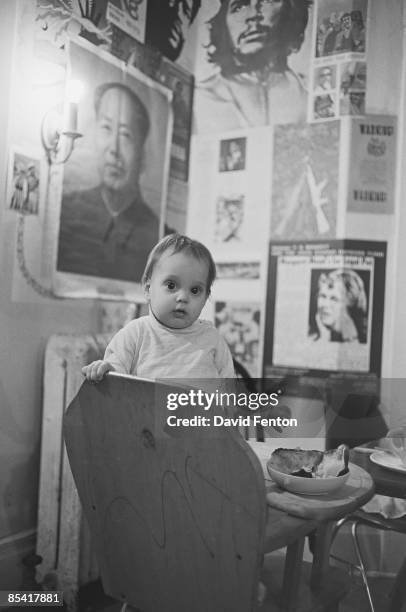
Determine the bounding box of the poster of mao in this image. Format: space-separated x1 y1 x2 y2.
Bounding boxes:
270 121 340 240
192 0 314 134
262 240 386 377
54 38 172 300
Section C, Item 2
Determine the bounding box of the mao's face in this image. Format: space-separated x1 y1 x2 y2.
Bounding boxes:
317 282 347 330
95 88 145 193
226 0 284 59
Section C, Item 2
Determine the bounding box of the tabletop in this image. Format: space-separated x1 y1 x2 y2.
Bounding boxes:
350 443 406 500
248 440 375 521
247 439 375 591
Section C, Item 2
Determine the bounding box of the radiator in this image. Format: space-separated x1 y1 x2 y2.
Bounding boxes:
36 334 110 611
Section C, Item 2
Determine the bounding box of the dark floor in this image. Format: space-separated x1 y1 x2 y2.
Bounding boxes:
77 574 404 612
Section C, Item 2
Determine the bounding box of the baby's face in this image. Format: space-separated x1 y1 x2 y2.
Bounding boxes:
145 251 209 329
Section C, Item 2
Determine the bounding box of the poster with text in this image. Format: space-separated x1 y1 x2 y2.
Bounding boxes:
347 115 397 214
263 240 386 377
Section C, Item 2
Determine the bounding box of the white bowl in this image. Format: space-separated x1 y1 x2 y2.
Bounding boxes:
267 463 350 496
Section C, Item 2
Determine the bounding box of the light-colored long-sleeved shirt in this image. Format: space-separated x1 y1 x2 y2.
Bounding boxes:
104 314 235 380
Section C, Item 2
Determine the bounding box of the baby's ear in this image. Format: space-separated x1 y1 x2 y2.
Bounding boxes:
143 282 150 301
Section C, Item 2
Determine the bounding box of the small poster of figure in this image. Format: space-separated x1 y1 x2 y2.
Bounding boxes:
271 122 339 240
215 195 244 243
106 0 147 43
219 138 246 172
215 301 261 377
339 60 367 116
263 239 387 376
7 149 40 216
313 93 336 120
159 59 194 182
313 65 336 95
315 0 368 58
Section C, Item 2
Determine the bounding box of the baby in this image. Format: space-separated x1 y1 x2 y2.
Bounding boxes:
82 233 268 604
82 233 235 382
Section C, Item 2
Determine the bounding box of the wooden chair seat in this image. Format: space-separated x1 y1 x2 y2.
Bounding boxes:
63 375 352 612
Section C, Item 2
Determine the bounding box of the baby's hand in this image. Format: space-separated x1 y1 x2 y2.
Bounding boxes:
81 360 114 382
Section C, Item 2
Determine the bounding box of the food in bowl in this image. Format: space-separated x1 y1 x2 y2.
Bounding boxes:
268 444 349 479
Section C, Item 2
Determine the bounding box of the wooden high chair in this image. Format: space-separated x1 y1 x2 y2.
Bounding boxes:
63 374 351 612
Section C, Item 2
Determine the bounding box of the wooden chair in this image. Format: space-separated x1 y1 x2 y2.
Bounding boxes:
63 374 351 612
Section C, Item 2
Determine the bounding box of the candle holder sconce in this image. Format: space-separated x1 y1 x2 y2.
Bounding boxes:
41 79 84 165
41 105 82 166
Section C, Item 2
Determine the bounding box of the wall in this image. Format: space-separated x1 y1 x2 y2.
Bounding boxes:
0 0 99 587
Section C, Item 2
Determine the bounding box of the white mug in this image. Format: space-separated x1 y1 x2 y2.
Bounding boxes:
386 426 406 465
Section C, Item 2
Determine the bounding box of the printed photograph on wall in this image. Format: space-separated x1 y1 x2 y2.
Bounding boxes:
7 148 41 216
314 64 337 95
270 121 340 240
339 60 367 115
315 0 368 58
106 0 147 43
192 0 314 133
219 137 246 173
313 93 337 121
159 59 194 182
215 301 261 377
214 195 244 243
262 240 387 377
308 267 370 344
54 38 172 298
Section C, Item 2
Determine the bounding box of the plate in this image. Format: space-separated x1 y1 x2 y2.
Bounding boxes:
266 463 350 495
370 451 406 473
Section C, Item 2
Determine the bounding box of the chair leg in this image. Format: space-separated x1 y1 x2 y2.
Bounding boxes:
351 520 376 612
331 516 351 543
388 556 406 612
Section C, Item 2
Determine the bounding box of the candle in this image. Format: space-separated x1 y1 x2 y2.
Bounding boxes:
63 101 78 134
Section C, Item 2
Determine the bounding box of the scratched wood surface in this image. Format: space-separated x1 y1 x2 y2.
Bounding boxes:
64 374 268 612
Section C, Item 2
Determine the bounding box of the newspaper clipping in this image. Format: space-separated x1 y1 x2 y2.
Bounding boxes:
263 240 386 376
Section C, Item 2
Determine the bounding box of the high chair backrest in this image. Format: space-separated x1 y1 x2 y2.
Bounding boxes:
63 374 266 612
